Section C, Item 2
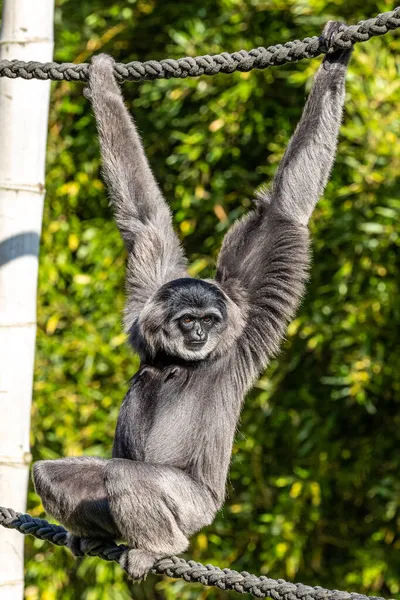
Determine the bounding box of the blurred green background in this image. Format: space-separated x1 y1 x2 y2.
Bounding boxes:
2 0 400 598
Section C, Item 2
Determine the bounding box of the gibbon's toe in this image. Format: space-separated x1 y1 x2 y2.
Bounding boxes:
66 534 105 557
119 549 158 582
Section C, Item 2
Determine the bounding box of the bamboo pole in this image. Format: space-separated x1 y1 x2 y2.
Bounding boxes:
0 1 54 597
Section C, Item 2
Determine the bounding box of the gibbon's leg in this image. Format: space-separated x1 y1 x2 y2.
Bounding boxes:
32 457 118 539
104 459 217 580
33 457 216 581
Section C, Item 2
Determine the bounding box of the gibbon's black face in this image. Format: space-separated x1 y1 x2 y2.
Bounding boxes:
178 312 218 350
140 278 229 361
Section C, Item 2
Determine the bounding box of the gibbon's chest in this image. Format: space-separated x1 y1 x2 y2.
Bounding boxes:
136 365 207 462
113 362 235 469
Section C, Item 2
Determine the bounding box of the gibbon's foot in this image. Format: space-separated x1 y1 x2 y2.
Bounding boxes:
66 533 109 558
119 548 158 582
321 21 353 68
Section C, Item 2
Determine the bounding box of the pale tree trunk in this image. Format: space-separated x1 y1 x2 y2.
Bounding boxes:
0 0 54 597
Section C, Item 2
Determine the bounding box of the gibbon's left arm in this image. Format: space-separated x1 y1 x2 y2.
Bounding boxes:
85 55 188 332
216 22 353 379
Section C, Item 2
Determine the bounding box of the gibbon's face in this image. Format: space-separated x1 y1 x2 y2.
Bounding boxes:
141 278 229 361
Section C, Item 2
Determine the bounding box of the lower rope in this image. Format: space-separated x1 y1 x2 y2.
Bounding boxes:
0 506 387 599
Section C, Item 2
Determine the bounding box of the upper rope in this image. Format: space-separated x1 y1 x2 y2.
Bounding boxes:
0 7 399 82
0 506 387 600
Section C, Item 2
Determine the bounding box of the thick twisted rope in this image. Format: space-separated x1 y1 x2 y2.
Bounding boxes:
0 8 399 82
0 506 387 599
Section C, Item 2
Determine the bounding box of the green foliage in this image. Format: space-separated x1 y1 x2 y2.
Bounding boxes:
17 0 400 598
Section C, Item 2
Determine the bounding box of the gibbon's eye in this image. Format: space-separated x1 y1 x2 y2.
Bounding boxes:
202 316 213 324
181 315 193 324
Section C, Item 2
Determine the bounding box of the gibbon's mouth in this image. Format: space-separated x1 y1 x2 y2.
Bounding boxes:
185 340 206 349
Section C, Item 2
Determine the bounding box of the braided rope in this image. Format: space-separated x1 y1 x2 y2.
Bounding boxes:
0 8 399 82
0 506 387 599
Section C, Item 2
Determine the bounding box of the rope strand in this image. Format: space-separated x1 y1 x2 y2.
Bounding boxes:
0 506 387 600
0 7 399 81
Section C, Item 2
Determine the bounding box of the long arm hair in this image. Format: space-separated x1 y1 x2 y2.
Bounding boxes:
85 55 188 331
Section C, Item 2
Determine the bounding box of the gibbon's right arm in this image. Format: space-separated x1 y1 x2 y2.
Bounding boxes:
85 55 188 332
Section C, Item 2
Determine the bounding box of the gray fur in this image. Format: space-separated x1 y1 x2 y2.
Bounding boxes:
33 22 352 581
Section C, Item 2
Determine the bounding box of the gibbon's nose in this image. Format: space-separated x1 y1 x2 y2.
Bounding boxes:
194 323 206 341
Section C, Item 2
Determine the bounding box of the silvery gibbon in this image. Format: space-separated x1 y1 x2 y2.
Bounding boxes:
33 22 353 580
